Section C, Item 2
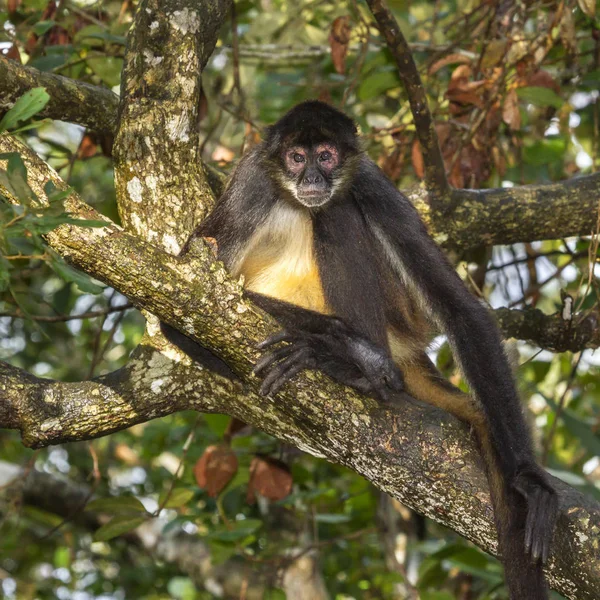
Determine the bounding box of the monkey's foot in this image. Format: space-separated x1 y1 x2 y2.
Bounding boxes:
512 463 558 564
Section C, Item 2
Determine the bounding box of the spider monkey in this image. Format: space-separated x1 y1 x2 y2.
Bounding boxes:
164 100 558 599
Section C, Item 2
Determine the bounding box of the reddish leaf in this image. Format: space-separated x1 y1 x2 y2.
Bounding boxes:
246 456 292 504
8 0 20 14
77 133 98 159
502 89 521 131
5 44 21 63
329 16 351 75
526 70 560 94
446 65 485 108
194 445 238 497
47 26 70 47
411 139 424 179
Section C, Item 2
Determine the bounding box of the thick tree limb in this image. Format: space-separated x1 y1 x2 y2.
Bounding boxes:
113 0 230 241
0 57 119 134
1 134 599 599
365 0 449 201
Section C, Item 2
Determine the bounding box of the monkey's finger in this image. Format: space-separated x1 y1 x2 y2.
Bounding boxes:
257 330 293 349
253 343 301 375
259 348 314 396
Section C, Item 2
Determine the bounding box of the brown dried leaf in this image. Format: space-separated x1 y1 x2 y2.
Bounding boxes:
194 445 238 498
246 457 292 504
5 44 21 63
446 65 485 108
411 140 424 179
428 53 472 75
47 26 70 46
502 89 521 131
114 443 139 465
8 0 20 13
329 16 351 75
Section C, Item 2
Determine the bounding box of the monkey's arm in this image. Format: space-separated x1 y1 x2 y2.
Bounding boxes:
246 291 404 401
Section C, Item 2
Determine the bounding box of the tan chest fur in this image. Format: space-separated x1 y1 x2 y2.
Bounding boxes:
231 203 329 313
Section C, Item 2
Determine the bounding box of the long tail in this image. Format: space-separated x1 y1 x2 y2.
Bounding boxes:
401 355 549 600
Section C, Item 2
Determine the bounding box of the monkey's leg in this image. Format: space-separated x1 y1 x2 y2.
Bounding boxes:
400 353 553 600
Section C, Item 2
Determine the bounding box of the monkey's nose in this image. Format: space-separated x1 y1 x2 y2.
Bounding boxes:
305 174 323 185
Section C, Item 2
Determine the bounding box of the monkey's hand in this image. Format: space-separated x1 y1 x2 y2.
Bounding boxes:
512 462 558 564
253 328 404 402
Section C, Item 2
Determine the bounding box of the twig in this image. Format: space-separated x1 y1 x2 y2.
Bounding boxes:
0 303 133 322
365 0 450 202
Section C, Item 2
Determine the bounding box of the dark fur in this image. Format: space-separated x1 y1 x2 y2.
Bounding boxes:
166 100 558 599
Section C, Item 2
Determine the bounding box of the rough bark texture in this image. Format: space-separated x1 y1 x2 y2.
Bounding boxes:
496 307 600 353
0 57 119 134
113 0 230 246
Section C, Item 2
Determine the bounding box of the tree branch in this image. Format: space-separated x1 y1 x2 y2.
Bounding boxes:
0 57 119 135
365 0 449 201
495 307 600 352
113 0 230 242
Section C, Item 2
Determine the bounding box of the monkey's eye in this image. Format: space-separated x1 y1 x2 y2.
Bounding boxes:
293 153 305 163
319 151 332 162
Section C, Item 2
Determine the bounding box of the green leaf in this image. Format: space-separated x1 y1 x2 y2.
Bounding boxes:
516 86 563 109
86 56 123 87
94 515 145 542
48 251 104 294
206 519 262 542
357 70 400 101
159 487 195 509
421 593 455 600
86 495 147 515
167 576 197 600
522 137 566 167
545 395 600 456
0 153 37 205
32 20 55 36
0 255 12 292
8 118 52 135
0 87 50 132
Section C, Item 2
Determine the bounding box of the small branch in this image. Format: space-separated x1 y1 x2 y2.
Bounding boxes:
0 57 119 135
0 303 133 322
365 0 450 201
495 307 600 353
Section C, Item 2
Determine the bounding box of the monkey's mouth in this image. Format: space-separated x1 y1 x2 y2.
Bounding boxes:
297 187 331 207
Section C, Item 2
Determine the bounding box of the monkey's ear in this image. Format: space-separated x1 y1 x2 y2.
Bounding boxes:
263 125 283 156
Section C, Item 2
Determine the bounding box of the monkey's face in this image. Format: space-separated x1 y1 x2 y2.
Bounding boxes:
282 143 340 208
